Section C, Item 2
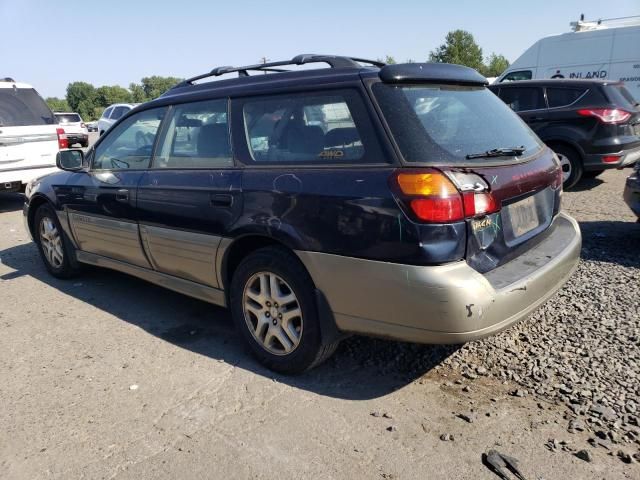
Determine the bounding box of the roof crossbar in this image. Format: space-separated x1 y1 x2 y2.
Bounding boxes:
174 54 385 87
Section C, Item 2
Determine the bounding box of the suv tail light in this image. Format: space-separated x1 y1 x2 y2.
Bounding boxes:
80 122 86 129
393 170 500 223
577 108 632 124
56 128 68 149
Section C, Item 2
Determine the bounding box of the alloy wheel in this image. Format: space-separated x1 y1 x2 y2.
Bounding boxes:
242 271 303 355
557 153 572 183
39 217 64 268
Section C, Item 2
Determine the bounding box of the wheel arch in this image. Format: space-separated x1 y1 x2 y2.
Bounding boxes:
27 194 54 239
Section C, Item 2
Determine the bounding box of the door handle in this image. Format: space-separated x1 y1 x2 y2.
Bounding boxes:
210 193 233 207
115 189 129 202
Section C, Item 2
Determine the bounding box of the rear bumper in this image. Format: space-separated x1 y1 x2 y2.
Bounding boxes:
296 212 581 344
0 165 58 186
66 133 88 143
623 173 640 218
583 145 640 170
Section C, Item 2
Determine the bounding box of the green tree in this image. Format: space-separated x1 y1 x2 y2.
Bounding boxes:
129 82 147 103
384 55 397 65
66 81 97 113
481 53 510 77
45 97 70 112
429 29 484 71
139 76 183 100
95 85 132 107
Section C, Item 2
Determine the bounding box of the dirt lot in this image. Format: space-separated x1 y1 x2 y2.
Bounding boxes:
0 169 638 479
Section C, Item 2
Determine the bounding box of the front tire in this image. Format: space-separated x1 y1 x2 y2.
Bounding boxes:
230 246 338 374
34 204 80 279
552 144 583 189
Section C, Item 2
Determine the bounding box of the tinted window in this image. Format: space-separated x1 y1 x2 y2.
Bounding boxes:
604 85 639 109
55 113 82 123
102 107 113 119
546 88 587 108
373 84 541 164
93 107 166 170
0 88 55 126
499 87 545 111
501 70 532 82
155 99 232 168
242 90 383 164
110 106 129 120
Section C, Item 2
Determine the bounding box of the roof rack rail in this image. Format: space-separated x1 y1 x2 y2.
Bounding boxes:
174 54 385 88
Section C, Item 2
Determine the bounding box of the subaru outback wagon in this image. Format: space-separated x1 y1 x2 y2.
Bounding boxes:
23 55 581 373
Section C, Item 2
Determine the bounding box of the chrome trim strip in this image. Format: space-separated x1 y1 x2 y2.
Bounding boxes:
0 133 58 145
0 163 56 173
75 251 226 307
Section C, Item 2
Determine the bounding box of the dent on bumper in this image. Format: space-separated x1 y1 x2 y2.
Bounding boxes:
296 212 581 344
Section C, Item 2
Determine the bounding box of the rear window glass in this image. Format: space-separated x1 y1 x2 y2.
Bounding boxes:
242 90 385 165
110 106 129 120
55 113 82 123
0 88 55 127
546 87 587 108
501 70 532 82
498 87 545 112
373 84 541 164
604 85 639 109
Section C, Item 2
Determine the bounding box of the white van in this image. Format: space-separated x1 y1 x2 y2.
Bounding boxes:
0 79 62 193
496 16 640 100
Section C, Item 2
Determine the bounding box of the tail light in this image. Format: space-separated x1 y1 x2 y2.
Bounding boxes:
80 122 86 129
577 108 631 124
393 170 500 223
56 128 68 149
602 155 621 164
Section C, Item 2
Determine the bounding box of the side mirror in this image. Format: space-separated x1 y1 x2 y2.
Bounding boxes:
56 149 85 172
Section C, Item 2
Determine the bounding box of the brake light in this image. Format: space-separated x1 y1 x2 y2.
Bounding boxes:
393 170 500 223
602 155 621 164
56 128 68 149
80 122 86 128
577 108 631 124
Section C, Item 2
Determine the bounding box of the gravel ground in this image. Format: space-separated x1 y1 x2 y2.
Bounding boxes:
0 168 638 478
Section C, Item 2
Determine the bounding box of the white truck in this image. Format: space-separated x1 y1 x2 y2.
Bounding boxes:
496 15 640 100
0 79 63 193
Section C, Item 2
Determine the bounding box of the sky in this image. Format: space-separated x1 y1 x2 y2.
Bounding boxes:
1 0 638 98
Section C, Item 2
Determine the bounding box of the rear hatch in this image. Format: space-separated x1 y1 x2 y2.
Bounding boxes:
371 73 563 273
54 113 86 135
601 83 640 142
0 84 59 174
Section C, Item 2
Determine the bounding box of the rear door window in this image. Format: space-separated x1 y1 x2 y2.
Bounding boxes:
0 88 55 126
102 107 113 119
154 99 232 168
110 106 129 121
546 87 587 108
240 89 385 165
498 87 545 112
501 71 532 82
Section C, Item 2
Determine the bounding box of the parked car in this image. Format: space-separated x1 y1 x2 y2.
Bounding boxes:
97 103 138 135
86 121 98 132
488 79 640 188
623 162 640 220
495 15 640 100
23 55 581 373
0 78 63 193
54 112 88 147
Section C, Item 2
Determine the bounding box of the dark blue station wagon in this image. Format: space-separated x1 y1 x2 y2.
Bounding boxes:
24 55 581 373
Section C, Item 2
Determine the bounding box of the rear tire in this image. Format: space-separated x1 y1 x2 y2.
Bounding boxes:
583 169 605 178
552 144 583 189
229 246 338 374
34 204 81 279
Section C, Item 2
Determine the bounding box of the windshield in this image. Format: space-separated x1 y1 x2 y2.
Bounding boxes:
373 84 542 163
605 84 639 109
0 88 55 127
55 113 82 123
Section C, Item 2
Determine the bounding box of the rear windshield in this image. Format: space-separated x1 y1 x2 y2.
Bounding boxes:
0 88 55 127
604 84 639 109
55 113 82 123
373 84 542 163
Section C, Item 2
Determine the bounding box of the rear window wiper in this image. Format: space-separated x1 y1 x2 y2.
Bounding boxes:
466 146 526 159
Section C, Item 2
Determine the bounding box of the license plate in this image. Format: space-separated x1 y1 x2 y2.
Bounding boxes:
507 196 540 237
